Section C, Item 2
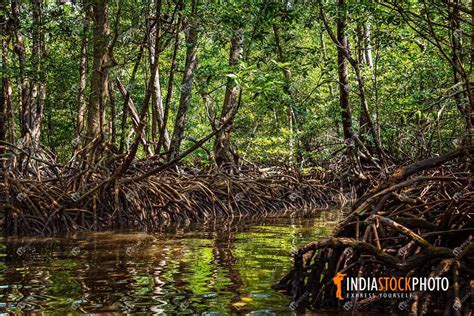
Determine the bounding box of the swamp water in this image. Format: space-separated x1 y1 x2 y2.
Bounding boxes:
0 211 342 315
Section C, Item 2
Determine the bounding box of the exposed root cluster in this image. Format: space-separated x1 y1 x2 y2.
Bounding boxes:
1 160 343 235
275 146 474 314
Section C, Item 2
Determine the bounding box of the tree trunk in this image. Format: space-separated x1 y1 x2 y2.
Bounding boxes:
273 23 297 166
356 21 370 138
30 0 45 145
471 0 474 78
113 0 161 175
322 1 382 158
109 81 116 145
470 0 474 143
214 29 244 170
363 18 373 68
449 0 464 115
118 20 151 153
76 9 89 147
86 0 109 142
148 8 170 154
11 0 28 139
0 11 7 153
448 0 473 143
5 53 14 147
115 78 152 154
2 2 16 159
169 0 198 161
320 27 334 98
336 0 353 141
157 3 183 154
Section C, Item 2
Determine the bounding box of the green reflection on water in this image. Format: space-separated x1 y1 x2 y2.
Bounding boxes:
0 211 341 314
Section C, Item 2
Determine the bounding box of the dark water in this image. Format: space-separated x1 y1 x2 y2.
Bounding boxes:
0 211 342 315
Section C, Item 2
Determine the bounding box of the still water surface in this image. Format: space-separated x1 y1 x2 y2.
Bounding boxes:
0 211 341 315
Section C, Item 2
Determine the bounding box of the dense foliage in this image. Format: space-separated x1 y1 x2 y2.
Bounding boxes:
1 0 472 166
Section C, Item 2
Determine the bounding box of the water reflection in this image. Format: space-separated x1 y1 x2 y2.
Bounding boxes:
0 211 341 314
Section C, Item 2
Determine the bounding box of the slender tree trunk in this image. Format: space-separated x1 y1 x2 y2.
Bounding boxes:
324 0 368 177
448 0 473 143
373 39 381 143
471 0 474 77
320 25 339 133
157 3 183 154
86 0 109 142
1 3 15 158
214 29 244 170
109 81 116 145
148 9 169 154
36 0 46 144
0 89 5 157
470 0 474 142
29 1 39 140
30 0 45 146
352 54 383 156
113 0 161 175
11 0 28 139
336 0 353 141
322 1 382 157
363 18 373 67
273 23 296 166
449 0 464 114
320 27 334 98
115 78 151 154
118 9 152 153
4 57 14 146
1 14 8 153
76 9 89 146
356 22 370 137
169 0 198 161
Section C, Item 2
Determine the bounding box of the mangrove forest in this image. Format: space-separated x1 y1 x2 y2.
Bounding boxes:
0 0 473 314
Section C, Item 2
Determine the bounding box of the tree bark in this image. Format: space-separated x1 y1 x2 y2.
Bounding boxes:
335 0 353 141
1 9 8 153
448 0 473 143
214 29 244 170
169 0 198 161
356 21 370 137
471 0 474 144
76 8 89 146
29 0 46 145
320 27 334 99
449 0 464 115
321 1 383 158
113 0 162 175
109 80 116 145
157 1 183 154
11 0 28 139
2 41 14 146
148 13 170 154
86 0 109 142
363 18 373 68
118 20 151 153
115 78 152 154
273 23 297 166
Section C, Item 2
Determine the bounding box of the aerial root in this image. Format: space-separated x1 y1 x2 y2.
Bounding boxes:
275 146 474 314
1 167 343 235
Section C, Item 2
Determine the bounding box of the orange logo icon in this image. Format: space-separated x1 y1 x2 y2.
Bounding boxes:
333 272 347 300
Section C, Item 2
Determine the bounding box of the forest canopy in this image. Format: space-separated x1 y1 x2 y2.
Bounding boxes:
1 0 472 168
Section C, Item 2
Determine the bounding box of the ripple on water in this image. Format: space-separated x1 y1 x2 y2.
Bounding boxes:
0 213 341 314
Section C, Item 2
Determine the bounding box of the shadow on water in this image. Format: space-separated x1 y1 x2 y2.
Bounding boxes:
0 211 344 315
